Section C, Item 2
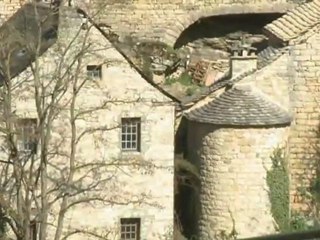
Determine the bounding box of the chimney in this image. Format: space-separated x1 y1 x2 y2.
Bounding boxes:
230 43 257 78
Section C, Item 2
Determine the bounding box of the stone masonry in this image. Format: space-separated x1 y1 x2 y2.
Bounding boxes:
187 122 289 239
0 7 176 240
78 0 297 46
185 84 292 238
0 0 29 25
287 32 320 209
183 0 320 223
260 0 320 209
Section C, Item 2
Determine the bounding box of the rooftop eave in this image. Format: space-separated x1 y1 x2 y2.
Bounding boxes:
263 27 289 46
185 114 293 128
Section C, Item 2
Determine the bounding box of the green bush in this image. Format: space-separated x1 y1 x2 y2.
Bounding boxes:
185 87 197 96
164 72 193 86
289 212 313 231
0 207 7 238
266 148 290 232
164 77 176 85
178 72 193 86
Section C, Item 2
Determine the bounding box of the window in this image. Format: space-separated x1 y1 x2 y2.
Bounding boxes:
120 218 140 240
42 27 58 40
86 65 102 79
121 118 141 151
16 119 37 153
30 220 37 240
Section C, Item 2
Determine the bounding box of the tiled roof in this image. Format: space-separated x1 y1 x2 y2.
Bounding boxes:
257 46 282 68
184 85 292 126
264 0 320 42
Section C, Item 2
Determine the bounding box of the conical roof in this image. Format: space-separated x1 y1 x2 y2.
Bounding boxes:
185 85 292 126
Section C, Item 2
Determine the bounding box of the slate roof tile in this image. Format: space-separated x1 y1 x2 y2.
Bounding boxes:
264 0 320 42
184 85 292 126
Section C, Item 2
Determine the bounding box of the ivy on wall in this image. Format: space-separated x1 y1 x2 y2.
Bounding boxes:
266 148 290 232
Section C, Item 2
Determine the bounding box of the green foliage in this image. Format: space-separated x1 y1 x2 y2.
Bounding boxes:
0 208 7 238
266 148 290 232
164 76 176 85
165 45 178 55
179 72 193 86
165 72 193 86
289 212 313 231
291 161 320 231
185 86 198 96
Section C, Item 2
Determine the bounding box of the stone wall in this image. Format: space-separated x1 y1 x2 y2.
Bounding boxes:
0 0 26 23
240 54 291 111
0 0 300 47
83 0 296 46
287 31 320 210
187 121 289 239
1 12 175 240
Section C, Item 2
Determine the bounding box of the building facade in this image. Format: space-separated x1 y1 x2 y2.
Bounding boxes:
182 0 320 238
0 5 176 240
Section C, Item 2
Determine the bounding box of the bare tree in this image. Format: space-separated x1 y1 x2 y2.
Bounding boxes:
0 2 165 240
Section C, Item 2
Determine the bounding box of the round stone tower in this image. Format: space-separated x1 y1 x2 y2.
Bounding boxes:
185 85 292 239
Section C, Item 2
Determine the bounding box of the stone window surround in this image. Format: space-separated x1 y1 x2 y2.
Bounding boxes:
118 113 147 157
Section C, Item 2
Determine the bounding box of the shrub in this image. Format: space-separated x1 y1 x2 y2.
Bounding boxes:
266 148 290 232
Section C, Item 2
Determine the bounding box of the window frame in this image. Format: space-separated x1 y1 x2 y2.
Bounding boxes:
30 220 37 240
16 118 38 153
86 65 102 79
120 218 141 240
121 118 141 152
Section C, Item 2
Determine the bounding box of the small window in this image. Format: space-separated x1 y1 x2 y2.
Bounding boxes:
86 65 101 79
16 119 37 153
121 118 141 152
30 220 37 240
120 218 140 240
42 27 58 40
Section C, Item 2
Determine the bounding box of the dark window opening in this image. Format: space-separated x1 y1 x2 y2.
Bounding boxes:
42 26 58 40
120 218 141 240
30 220 37 240
86 65 102 79
16 119 37 153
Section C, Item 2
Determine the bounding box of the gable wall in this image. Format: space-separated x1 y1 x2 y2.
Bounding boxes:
231 37 320 211
1 16 175 240
234 53 291 111
287 32 320 210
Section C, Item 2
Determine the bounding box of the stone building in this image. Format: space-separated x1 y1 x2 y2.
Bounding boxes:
0 2 176 240
181 0 320 238
86 0 297 46
2 0 320 239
